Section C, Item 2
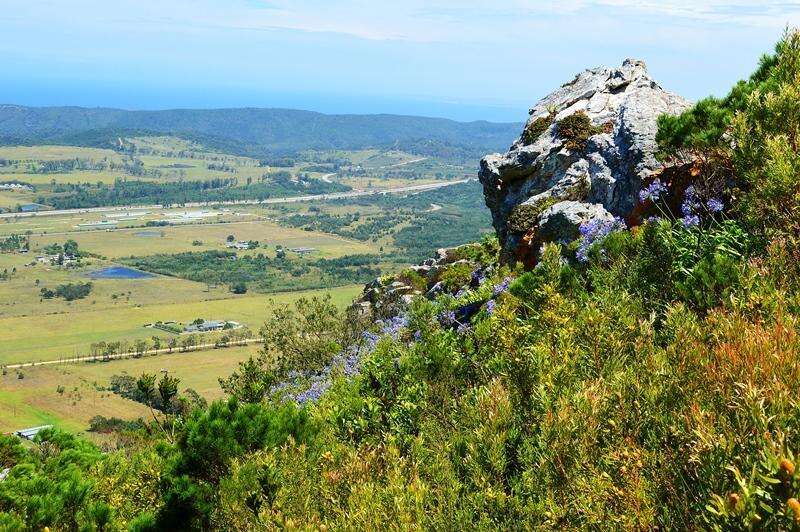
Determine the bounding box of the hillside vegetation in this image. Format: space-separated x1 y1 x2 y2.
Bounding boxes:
0 106 521 161
3 33 800 530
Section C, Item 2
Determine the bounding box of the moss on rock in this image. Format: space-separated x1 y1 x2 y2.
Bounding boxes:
507 197 559 233
521 112 556 145
556 111 606 152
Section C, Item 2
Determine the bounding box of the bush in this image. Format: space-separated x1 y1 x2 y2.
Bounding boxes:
556 111 606 151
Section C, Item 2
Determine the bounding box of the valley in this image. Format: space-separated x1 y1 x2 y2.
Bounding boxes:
0 132 495 437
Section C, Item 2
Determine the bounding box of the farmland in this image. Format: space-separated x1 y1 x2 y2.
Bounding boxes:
0 135 491 437
0 343 261 434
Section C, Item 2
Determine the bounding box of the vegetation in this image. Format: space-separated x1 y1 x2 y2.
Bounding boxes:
556 111 608 151
40 282 93 301
5 32 800 531
0 107 521 162
123 250 388 293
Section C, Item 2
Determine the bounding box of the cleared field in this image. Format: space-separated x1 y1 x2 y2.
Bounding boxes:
0 145 122 161
0 343 260 433
0 284 361 365
27 218 373 258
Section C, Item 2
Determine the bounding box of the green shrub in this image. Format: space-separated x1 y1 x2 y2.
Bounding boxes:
556 111 606 151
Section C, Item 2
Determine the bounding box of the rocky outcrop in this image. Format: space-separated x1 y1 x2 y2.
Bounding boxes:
479 59 690 262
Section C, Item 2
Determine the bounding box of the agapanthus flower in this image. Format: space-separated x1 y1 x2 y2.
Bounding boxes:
707 198 724 213
471 269 486 286
638 178 668 203
492 278 511 296
576 217 626 263
438 310 456 326
681 185 700 217
681 214 700 227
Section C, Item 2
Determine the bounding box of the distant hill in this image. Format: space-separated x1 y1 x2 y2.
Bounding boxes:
0 105 522 160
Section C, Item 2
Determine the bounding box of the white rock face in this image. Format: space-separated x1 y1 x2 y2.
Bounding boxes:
479 59 690 260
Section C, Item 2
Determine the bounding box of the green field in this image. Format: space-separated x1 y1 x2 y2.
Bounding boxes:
0 343 261 433
0 284 360 365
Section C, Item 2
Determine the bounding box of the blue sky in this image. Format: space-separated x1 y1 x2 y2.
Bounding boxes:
1 1 800 121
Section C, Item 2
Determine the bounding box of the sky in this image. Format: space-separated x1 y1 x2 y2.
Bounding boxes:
1 1 800 122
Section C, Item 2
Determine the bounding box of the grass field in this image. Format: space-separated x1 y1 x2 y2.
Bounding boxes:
0 284 360 365
26 218 373 259
0 343 260 433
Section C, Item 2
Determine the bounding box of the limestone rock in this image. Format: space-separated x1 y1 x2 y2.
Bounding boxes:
537 201 615 243
479 58 690 260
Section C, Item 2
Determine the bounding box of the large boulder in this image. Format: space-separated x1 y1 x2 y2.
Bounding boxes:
479 59 690 262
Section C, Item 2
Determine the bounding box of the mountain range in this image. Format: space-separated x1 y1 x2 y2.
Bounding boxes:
0 105 523 160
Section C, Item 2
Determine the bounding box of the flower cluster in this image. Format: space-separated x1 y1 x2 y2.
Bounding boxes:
289 347 363 404
707 197 724 213
639 178 668 203
576 217 626 263
438 310 456 326
471 268 487 286
485 299 496 315
492 278 512 297
377 315 409 339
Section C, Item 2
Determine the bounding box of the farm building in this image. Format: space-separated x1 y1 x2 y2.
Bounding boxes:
289 247 317 255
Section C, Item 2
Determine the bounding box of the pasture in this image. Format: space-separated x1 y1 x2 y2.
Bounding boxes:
0 284 361 365
0 343 260 433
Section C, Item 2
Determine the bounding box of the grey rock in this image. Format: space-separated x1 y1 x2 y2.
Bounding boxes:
537 201 615 243
425 281 445 299
479 58 690 259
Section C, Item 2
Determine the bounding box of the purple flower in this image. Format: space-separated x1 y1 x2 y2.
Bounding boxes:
485 300 496 315
471 269 486 286
378 315 408 338
638 178 668 203
492 278 511 296
456 323 470 335
681 185 700 217
681 214 700 227
413 330 422 341
438 310 456 326
576 217 626 263
707 198 724 213
455 289 466 298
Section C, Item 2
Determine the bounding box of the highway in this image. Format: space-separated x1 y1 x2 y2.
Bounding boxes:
0 179 472 220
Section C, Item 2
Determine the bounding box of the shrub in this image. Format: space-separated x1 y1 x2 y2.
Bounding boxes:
556 111 605 151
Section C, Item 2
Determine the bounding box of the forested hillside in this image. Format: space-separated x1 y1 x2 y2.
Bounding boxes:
4 32 800 531
0 106 521 160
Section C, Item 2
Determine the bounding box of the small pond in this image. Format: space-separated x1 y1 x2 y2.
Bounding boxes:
89 266 155 279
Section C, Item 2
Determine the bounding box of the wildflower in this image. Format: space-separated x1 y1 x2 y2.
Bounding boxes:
681 214 700 227
413 330 422 341
681 185 700 217
492 278 511 296
638 178 667 203
438 310 456 326
485 299 496 315
576 217 626 263
455 288 466 298
707 197 724 213
471 268 486 286
379 315 408 338
780 458 795 477
788 498 800 520
456 322 470 335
